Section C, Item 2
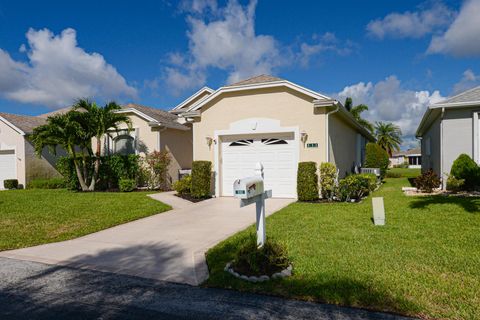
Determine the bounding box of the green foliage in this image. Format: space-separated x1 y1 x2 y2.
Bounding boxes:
118 178 136 192
349 102 374 133
191 161 212 199
141 151 172 190
364 143 389 178
320 162 337 200
27 178 65 189
173 174 192 195
336 174 376 202
414 169 441 193
385 171 402 178
232 235 290 276
446 175 465 193
374 122 403 157
450 154 480 190
297 162 319 201
3 179 18 190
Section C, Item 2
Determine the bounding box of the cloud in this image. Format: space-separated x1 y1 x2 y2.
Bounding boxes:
297 33 355 67
452 69 480 94
335 76 444 148
0 28 136 108
366 2 455 39
428 0 480 56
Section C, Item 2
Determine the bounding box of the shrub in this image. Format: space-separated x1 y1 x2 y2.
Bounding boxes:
336 174 376 202
173 174 192 195
446 175 465 193
4 179 18 189
414 169 441 193
141 151 172 190
385 171 402 178
319 162 337 200
232 235 290 276
450 154 480 190
27 178 65 189
118 178 136 192
364 143 389 179
191 161 212 199
297 162 318 201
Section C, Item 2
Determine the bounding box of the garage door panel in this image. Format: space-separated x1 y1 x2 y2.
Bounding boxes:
0 150 16 189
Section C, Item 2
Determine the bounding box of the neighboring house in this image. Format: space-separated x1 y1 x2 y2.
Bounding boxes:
416 85 480 187
173 74 375 198
0 104 192 189
390 148 422 168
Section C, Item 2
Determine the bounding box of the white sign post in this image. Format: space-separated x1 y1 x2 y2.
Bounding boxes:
235 163 272 248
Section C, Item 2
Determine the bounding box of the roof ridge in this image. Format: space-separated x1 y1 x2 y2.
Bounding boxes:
437 85 480 104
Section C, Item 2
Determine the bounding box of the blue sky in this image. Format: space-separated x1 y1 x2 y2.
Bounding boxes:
0 0 478 147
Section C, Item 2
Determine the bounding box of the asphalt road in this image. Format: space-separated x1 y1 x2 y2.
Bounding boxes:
0 257 413 320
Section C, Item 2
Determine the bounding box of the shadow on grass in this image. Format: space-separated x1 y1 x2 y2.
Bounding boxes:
409 195 480 213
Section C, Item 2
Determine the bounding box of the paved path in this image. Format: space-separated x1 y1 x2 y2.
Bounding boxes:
0 192 293 285
0 257 413 320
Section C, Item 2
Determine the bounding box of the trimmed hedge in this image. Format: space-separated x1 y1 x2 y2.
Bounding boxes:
27 178 65 189
119 178 136 192
319 162 336 200
337 173 377 202
450 154 479 190
191 161 212 199
297 162 319 201
4 179 18 190
173 174 192 195
364 143 389 179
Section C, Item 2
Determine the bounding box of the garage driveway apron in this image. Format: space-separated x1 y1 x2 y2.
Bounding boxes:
0 192 293 285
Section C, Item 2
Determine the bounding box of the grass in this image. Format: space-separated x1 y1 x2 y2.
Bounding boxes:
205 177 480 319
388 167 421 178
0 189 170 251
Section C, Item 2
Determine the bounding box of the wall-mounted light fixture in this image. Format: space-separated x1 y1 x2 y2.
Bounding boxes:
206 136 214 147
300 131 308 145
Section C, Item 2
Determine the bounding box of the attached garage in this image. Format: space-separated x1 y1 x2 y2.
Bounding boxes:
220 133 297 198
0 150 16 189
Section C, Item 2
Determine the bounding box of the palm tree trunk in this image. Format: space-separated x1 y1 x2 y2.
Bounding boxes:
70 147 89 191
88 137 101 191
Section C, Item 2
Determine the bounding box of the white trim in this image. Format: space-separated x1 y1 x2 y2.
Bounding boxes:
115 108 158 123
171 87 214 111
187 80 331 112
474 111 480 163
0 149 17 190
431 100 480 108
213 118 299 198
0 116 26 135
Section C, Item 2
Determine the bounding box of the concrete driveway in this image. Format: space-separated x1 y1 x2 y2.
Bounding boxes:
0 192 293 285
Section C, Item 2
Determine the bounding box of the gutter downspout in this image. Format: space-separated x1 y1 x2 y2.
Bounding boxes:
440 107 445 189
325 103 340 163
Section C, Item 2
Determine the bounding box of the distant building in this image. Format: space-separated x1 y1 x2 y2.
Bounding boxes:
390 148 422 168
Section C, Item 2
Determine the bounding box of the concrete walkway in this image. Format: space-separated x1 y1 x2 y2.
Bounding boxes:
0 192 293 285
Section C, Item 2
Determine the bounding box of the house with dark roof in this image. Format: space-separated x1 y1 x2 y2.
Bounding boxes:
416 85 480 188
390 148 422 168
0 104 192 189
173 74 375 198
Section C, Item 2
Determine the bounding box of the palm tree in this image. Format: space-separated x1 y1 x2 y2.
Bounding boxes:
73 99 132 191
374 121 403 157
344 98 374 133
31 111 93 191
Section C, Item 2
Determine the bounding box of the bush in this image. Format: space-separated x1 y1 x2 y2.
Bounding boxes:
446 175 465 193
141 151 172 190
450 154 480 190
364 143 389 179
173 174 192 195
118 178 136 192
336 174 376 202
191 161 212 199
27 178 65 189
385 171 402 178
232 235 290 277
320 162 337 200
415 169 441 193
297 162 318 201
4 179 18 189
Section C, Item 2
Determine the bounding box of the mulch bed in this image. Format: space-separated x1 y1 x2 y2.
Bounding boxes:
175 193 212 203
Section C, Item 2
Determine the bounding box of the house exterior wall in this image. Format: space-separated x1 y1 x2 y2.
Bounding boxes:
0 120 26 186
192 86 327 164
421 114 441 176
160 126 193 182
24 140 62 184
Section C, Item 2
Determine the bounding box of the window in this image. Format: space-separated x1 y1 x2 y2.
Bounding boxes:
114 135 135 155
261 138 288 145
229 139 253 146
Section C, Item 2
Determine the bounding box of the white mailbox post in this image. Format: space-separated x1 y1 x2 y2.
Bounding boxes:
233 163 272 248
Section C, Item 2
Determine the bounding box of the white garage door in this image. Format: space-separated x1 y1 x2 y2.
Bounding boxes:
0 150 16 189
221 134 297 198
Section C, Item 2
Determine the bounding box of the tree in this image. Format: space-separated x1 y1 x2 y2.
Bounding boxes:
31 111 93 191
73 99 132 191
374 121 402 157
344 98 373 133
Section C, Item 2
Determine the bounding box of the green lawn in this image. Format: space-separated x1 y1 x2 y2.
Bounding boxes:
205 178 480 319
388 167 421 178
0 189 170 251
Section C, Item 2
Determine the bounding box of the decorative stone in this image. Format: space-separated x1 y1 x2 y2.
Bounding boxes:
248 276 258 283
240 275 249 281
272 272 283 279
224 263 231 272
287 265 292 271
232 272 240 278
224 261 292 282
281 269 292 277
258 275 269 282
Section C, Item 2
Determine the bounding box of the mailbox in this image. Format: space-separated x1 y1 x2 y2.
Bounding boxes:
233 176 264 199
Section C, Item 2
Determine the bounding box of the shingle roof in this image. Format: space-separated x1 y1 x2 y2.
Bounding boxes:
227 74 284 87
38 106 73 118
436 85 480 105
392 148 421 157
0 112 46 134
123 103 188 130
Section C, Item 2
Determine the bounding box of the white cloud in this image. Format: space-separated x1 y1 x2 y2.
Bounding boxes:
428 0 480 56
366 2 454 39
297 33 355 67
0 28 136 108
452 69 480 94
335 76 444 148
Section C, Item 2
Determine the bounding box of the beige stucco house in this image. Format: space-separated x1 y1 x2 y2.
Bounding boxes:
173 75 375 198
0 104 192 189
